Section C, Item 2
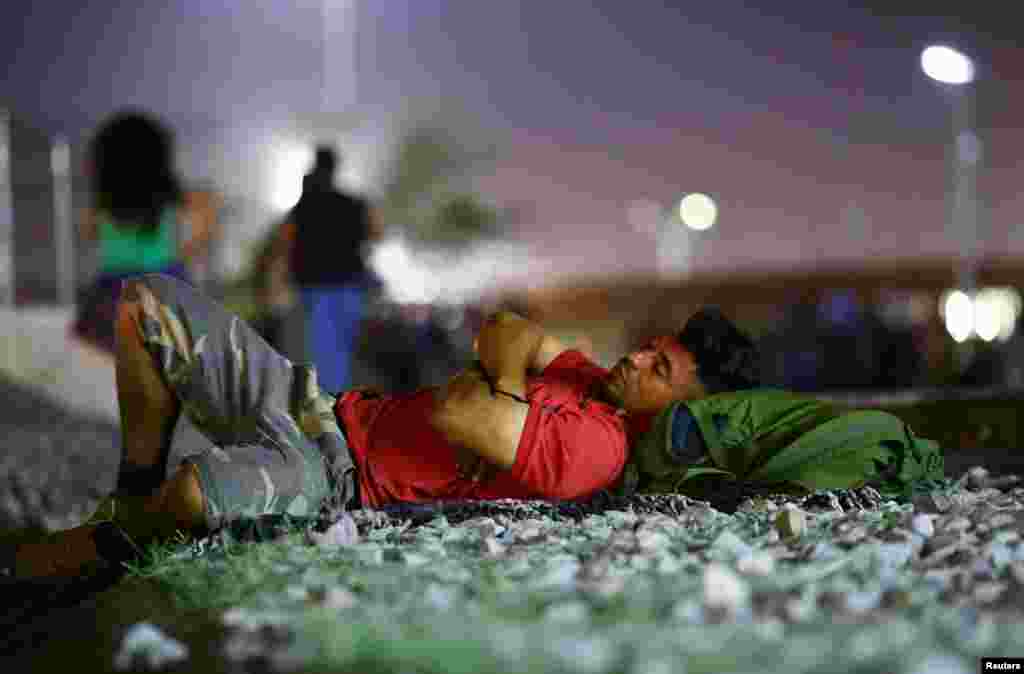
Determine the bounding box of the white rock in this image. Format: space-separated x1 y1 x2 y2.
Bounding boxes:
703 562 749 610
481 535 506 558
911 514 935 538
967 466 990 490
114 622 188 671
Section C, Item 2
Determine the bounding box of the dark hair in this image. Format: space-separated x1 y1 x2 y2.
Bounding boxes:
677 306 761 394
89 109 183 230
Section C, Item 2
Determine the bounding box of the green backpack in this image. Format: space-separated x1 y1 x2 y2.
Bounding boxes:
623 389 944 497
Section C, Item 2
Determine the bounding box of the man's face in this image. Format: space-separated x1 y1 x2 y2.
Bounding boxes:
601 336 703 415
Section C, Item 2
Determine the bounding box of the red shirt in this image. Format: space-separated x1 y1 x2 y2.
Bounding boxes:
334 350 628 507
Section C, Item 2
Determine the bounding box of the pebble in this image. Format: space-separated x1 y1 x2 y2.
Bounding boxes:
114 622 188 671
911 514 935 538
775 507 806 540
967 466 990 491
703 563 748 611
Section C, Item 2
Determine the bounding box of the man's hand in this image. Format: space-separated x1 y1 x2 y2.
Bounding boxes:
474 312 545 388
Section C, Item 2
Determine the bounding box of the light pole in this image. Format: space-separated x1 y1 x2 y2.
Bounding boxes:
920 45 980 294
921 44 985 365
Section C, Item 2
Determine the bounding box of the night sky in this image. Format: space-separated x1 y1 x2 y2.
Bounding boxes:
2 1 1022 280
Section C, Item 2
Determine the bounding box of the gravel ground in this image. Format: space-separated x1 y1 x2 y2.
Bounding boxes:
0 376 120 533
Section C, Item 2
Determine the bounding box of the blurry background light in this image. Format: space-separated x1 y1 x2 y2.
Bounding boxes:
369 237 435 305
269 141 314 212
678 193 717 231
920 45 975 85
942 289 974 343
973 287 1022 342
369 236 540 307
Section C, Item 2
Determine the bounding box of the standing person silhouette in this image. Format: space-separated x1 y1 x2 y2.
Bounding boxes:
72 108 219 358
273 145 383 393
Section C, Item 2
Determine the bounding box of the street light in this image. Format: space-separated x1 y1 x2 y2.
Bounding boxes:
920 44 982 346
678 192 718 231
920 45 975 85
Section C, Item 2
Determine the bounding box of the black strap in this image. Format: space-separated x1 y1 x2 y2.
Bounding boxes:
472 361 530 405
492 388 530 404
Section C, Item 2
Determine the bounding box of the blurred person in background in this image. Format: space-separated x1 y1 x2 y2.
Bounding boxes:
71 109 219 358
272 144 383 394
249 216 298 353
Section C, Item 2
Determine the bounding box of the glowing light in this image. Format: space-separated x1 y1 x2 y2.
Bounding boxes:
368 237 538 306
973 287 1022 342
677 193 717 231
269 142 313 212
920 45 975 85
942 290 974 343
369 238 435 304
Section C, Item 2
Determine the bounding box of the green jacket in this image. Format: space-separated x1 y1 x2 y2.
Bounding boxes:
624 389 944 496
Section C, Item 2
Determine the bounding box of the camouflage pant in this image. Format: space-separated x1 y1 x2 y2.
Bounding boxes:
124 273 358 531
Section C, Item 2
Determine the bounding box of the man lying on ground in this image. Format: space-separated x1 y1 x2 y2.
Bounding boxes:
5 274 755 579
3 274 942 580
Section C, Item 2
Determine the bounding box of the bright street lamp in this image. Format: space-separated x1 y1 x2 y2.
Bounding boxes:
920 45 975 85
677 192 718 231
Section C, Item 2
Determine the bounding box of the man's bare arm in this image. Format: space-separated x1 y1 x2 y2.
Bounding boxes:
431 313 567 471
430 366 529 470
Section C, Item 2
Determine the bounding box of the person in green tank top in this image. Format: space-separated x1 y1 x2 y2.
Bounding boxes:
72 109 219 356
617 308 944 500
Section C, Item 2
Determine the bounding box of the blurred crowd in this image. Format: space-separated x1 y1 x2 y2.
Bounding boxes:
758 289 1024 392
